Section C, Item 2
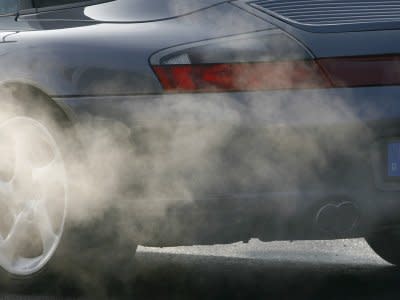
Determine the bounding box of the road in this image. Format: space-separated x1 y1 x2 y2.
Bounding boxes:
2 238 399 299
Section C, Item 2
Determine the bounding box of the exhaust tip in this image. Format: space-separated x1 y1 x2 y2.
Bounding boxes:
315 201 359 235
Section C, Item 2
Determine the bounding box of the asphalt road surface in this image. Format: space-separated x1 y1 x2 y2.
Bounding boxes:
2 238 399 299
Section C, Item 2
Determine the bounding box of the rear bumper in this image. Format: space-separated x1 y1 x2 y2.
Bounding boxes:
55 86 400 243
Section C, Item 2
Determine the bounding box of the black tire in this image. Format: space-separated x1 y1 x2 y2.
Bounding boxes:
365 228 400 266
0 85 138 298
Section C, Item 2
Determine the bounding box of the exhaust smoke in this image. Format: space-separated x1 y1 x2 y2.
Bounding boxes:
0 3 389 297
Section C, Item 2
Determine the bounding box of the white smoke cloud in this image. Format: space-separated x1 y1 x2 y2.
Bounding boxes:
0 2 385 297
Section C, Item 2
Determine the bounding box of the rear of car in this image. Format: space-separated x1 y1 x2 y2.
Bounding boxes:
1 0 400 286
44 0 400 246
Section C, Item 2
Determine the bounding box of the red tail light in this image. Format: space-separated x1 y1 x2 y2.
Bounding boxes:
153 60 331 93
317 55 400 88
153 55 400 93
151 30 400 93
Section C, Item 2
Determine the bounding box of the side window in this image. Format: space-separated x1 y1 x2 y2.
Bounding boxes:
0 0 18 15
35 0 87 8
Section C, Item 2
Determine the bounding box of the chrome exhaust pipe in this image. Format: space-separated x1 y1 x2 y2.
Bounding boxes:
315 201 359 235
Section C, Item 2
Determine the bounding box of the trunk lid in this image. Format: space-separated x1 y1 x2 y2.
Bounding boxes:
247 0 400 32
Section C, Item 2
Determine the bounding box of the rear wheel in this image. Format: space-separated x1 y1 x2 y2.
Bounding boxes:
366 228 400 266
0 87 137 297
0 117 68 277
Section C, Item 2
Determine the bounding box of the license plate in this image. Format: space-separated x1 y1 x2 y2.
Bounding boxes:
388 142 400 177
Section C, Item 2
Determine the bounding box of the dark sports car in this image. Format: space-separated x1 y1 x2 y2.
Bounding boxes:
0 0 400 288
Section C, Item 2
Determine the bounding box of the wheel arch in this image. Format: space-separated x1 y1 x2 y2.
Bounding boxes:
0 81 76 125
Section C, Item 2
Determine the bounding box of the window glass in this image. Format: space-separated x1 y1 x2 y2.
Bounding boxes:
35 0 88 7
0 0 18 15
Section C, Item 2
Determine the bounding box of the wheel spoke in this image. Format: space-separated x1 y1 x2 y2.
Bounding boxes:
9 140 34 201
0 204 32 269
35 200 58 254
6 202 34 240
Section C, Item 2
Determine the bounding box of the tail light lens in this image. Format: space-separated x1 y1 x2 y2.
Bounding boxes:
152 30 399 93
317 55 400 87
151 30 332 93
153 61 330 92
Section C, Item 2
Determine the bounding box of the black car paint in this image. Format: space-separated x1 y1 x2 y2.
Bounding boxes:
2 3 273 96
0 0 400 246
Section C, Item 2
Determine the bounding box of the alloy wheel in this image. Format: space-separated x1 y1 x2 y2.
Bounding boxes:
0 117 67 276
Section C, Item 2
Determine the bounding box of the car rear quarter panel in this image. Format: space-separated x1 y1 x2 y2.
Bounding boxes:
0 3 274 97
